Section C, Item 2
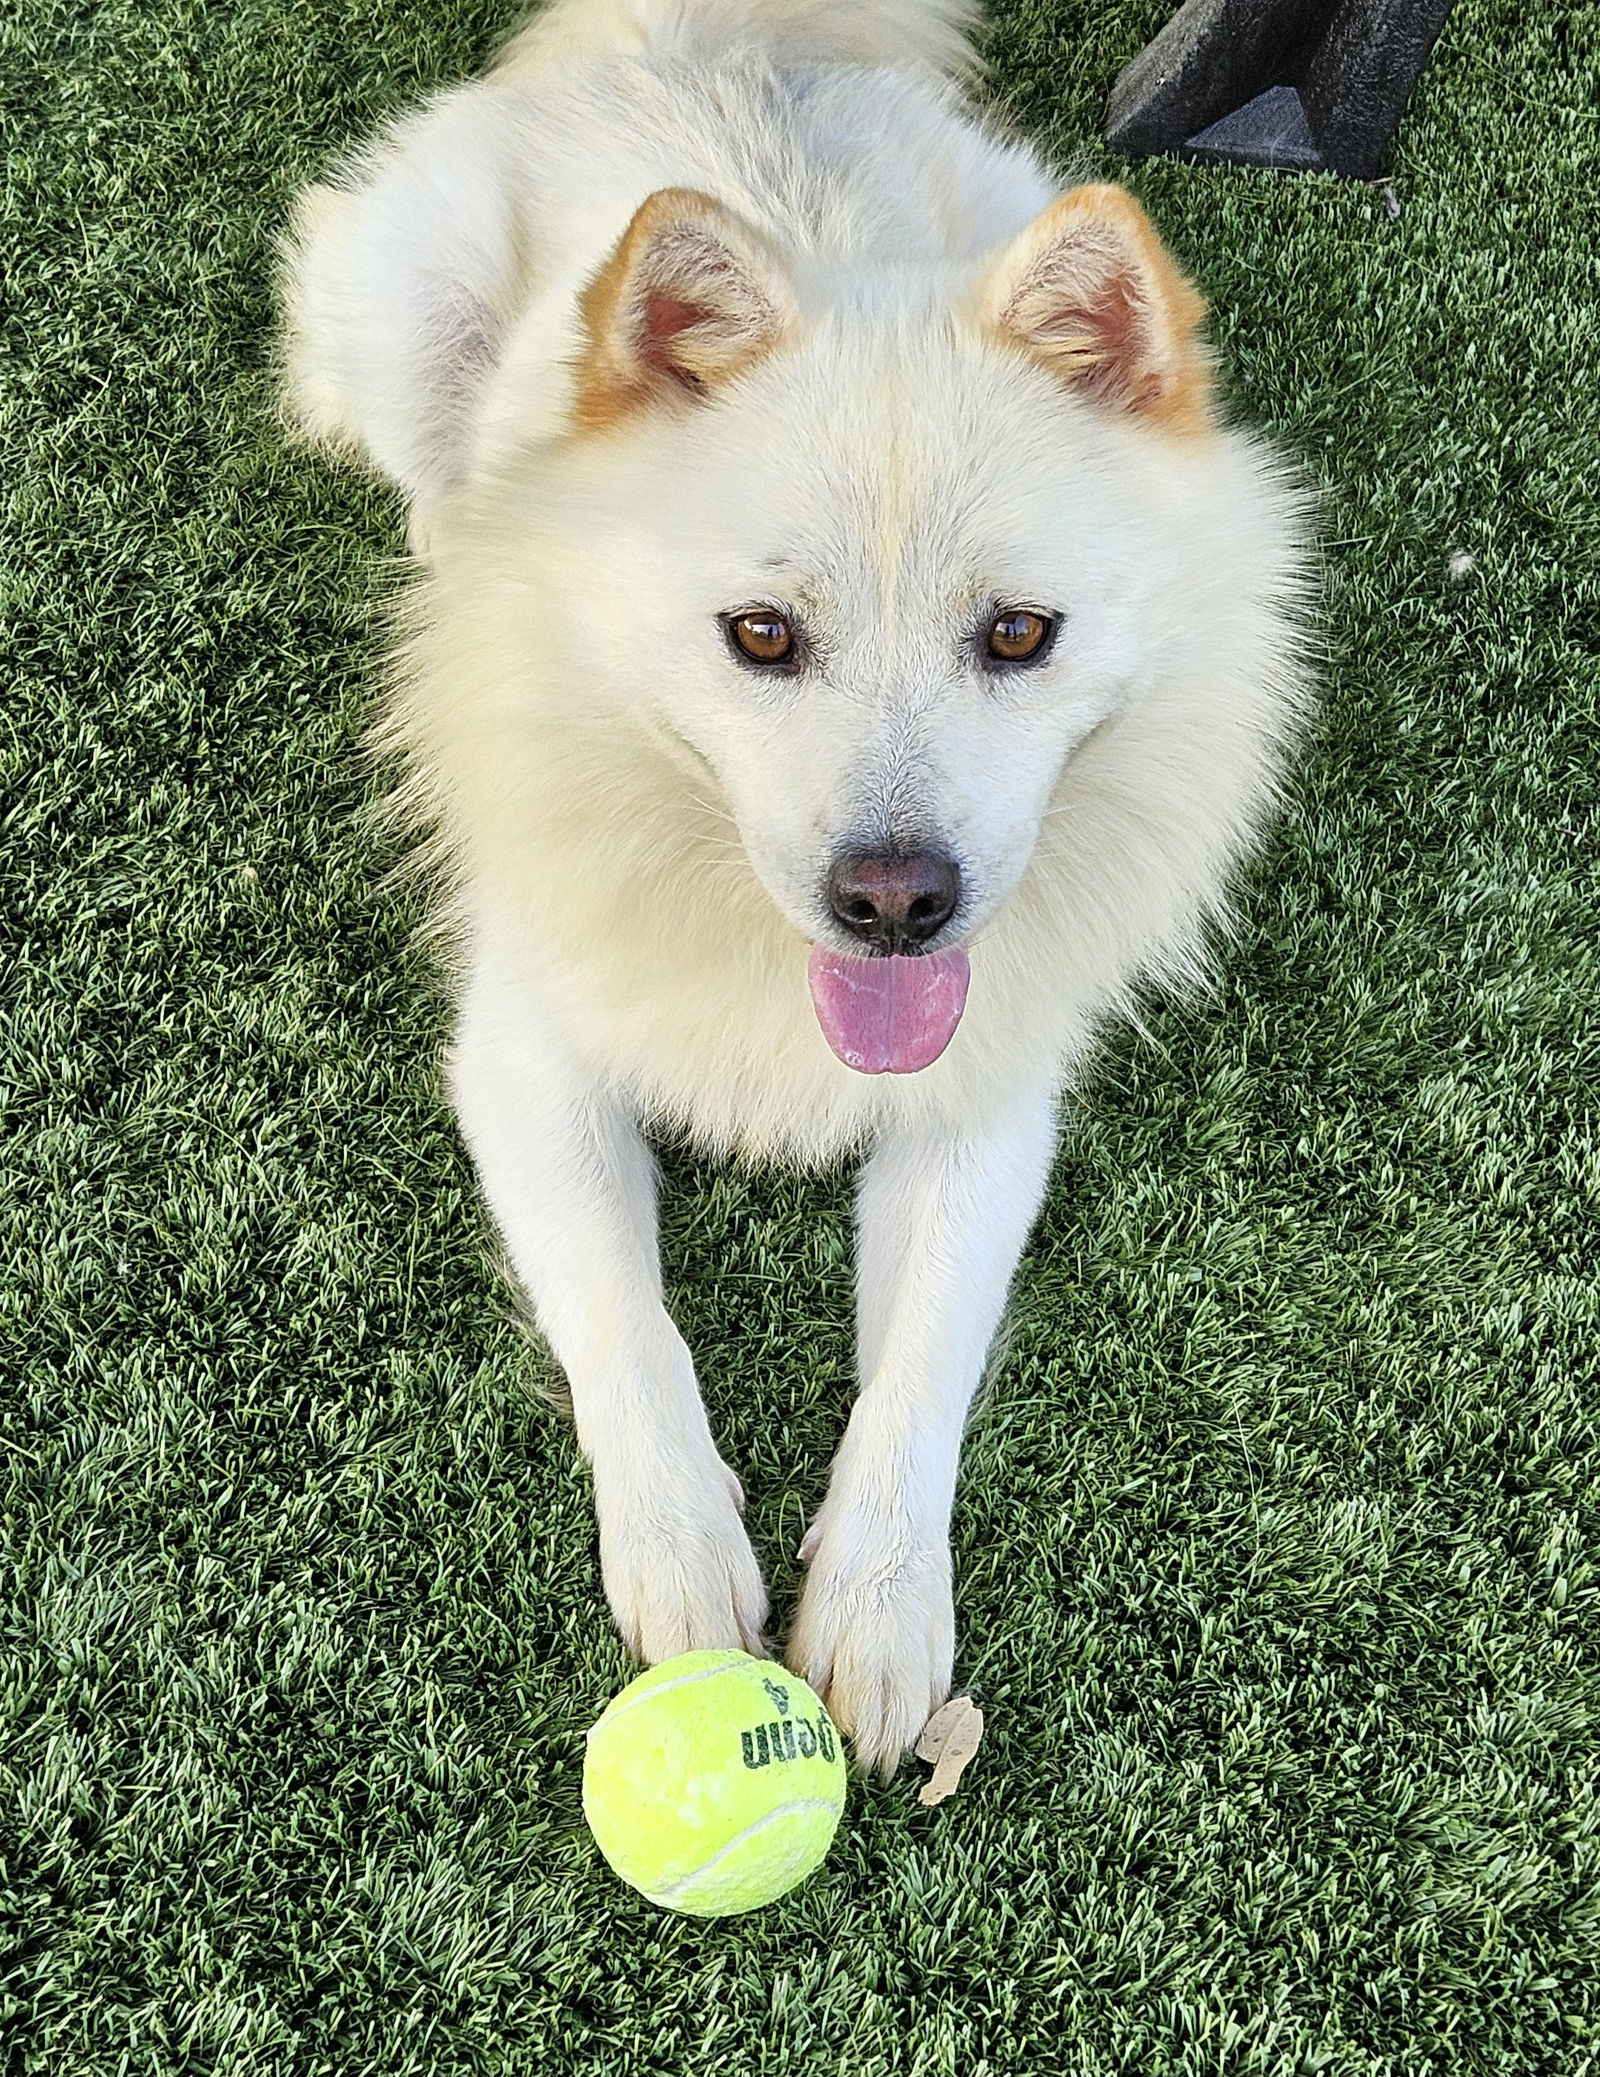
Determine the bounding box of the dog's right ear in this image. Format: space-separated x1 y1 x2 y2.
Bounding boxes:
278 92 529 545
571 189 798 433
972 183 1213 436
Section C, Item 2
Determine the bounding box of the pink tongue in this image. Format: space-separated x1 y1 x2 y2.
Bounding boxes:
807 947 970 1074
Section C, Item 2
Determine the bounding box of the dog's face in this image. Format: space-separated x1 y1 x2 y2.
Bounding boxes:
524 185 1218 962
549 346 1155 955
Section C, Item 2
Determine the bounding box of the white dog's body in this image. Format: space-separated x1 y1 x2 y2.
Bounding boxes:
282 0 1308 1771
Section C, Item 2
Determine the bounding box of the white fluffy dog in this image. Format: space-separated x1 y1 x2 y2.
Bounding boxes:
281 0 1309 1773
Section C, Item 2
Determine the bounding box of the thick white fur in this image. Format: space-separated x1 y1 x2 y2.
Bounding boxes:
280 0 1310 1774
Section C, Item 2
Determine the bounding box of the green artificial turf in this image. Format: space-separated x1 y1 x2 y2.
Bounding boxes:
3 0 1598 2070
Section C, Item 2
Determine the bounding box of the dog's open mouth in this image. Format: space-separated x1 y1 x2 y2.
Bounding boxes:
806 947 970 1074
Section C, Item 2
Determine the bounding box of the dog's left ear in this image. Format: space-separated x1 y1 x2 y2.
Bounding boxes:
973 184 1212 434
574 188 799 432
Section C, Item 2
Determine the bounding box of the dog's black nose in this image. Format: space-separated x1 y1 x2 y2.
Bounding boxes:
825 848 961 952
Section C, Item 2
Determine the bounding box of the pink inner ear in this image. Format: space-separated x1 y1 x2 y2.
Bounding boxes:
639 290 718 388
1029 268 1162 412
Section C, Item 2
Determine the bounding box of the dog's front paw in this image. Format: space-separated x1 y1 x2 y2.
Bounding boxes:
785 1525 954 1779
597 1465 768 1663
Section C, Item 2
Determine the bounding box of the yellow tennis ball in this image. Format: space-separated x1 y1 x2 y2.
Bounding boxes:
582 1649 847 1916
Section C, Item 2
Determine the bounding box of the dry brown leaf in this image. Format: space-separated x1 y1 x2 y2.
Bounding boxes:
915 1695 984 1805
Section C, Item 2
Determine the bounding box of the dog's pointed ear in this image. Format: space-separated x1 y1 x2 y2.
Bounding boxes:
574 188 798 430
973 184 1212 434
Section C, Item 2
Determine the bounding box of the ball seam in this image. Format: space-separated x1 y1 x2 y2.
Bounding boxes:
641 1798 844 1905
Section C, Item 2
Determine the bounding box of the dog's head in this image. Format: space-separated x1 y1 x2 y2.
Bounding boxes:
286 151 1302 1072
553 181 1215 943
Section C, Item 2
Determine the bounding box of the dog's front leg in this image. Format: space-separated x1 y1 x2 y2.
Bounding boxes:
450 966 767 1661
786 1085 1059 1774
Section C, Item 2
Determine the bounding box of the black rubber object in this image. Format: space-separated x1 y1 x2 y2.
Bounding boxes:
1104 0 1457 178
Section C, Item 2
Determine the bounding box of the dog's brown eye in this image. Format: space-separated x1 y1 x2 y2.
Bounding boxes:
985 608 1056 665
727 610 795 666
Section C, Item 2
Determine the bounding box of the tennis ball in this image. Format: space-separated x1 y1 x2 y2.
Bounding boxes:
582 1649 846 1916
